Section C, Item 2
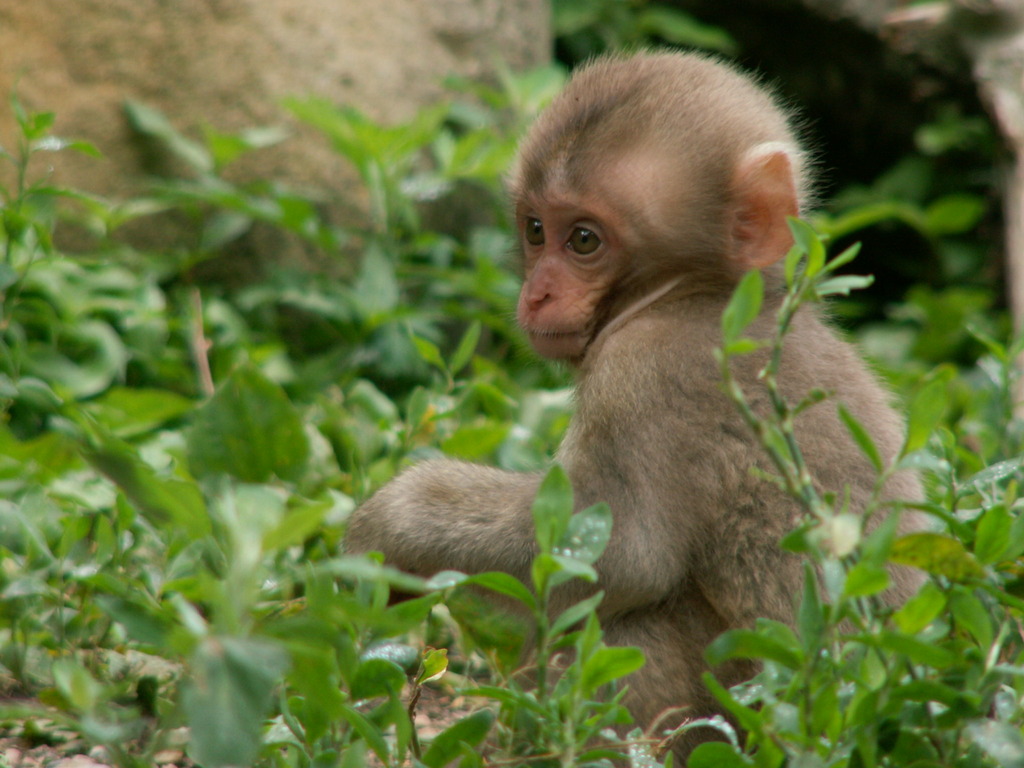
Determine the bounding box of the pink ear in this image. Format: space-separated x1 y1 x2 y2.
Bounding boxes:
731 148 800 269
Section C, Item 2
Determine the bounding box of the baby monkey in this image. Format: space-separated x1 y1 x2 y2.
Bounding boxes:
346 51 922 760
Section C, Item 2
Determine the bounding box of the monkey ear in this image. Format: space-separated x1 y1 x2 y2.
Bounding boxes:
730 147 800 269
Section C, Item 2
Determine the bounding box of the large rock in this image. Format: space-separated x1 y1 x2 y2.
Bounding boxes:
0 0 550 261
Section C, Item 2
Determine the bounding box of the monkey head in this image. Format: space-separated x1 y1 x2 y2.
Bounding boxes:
509 52 807 363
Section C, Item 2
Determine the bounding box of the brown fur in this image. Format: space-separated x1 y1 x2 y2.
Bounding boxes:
346 51 923 761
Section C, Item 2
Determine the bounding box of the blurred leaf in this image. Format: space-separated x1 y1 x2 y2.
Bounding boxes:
893 580 947 634
352 241 400 317
924 194 986 236
52 659 103 713
817 274 874 298
184 636 289 768
552 0 602 34
187 363 310 483
688 742 751 768
960 458 1024 498
966 720 1024 768
797 564 824 651
84 437 210 539
351 658 405 700
531 465 573 555
876 632 958 668
902 374 950 455
558 502 611 564
412 334 446 374
580 646 645 692
441 421 510 460
950 588 994 649
419 648 449 685
721 269 763 347
450 321 482 377
974 505 1013 564
890 532 985 581
94 594 174 647
789 218 826 276
844 562 890 598
464 572 536 611
125 100 213 173
83 387 193 439
550 591 605 637
338 703 389 761
705 627 802 670
421 710 494 768
637 7 738 53
262 500 331 552
533 552 598 593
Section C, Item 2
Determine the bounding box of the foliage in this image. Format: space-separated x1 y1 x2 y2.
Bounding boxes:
552 0 738 60
711 219 1024 767
0 49 1021 768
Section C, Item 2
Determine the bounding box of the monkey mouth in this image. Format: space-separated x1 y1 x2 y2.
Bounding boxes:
527 327 590 360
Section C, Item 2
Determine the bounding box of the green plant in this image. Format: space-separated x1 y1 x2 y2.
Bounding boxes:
553 0 737 60
704 220 1024 767
2 63 1022 768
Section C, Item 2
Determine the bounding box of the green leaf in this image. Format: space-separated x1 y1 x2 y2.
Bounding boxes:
450 321 482 377
352 241 400 317
421 710 495 768
533 553 598 593
817 274 874 298
723 338 766 356
338 703 390 761
558 502 612 564
83 438 209 539
551 0 600 34
702 672 762 732
876 632 958 668
844 562 891 598
950 588 993 649
721 269 763 346
966 720 1024 768
893 580 947 634
531 466 573 554
352 658 405 700
892 679 963 707
411 334 446 374
550 592 606 637
125 100 213 173
705 628 802 670
960 458 1024 497
83 387 194 439
419 648 449 685
825 241 862 271
636 7 738 54
797 564 825 651
890 532 985 581
580 646 646 692
924 194 986 236
974 504 1013 564
52 659 103 713
789 218 826 276
184 636 289 768
464 571 536 611
441 421 510 460
187 363 310 483
902 374 949 456
262 500 331 552
94 595 174 647
688 742 751 768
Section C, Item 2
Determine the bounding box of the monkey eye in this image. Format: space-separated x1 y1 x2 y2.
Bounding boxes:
568 227 601 255
524 217 545 245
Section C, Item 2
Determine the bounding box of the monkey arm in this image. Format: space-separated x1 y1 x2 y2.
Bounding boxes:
345 459 544 584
